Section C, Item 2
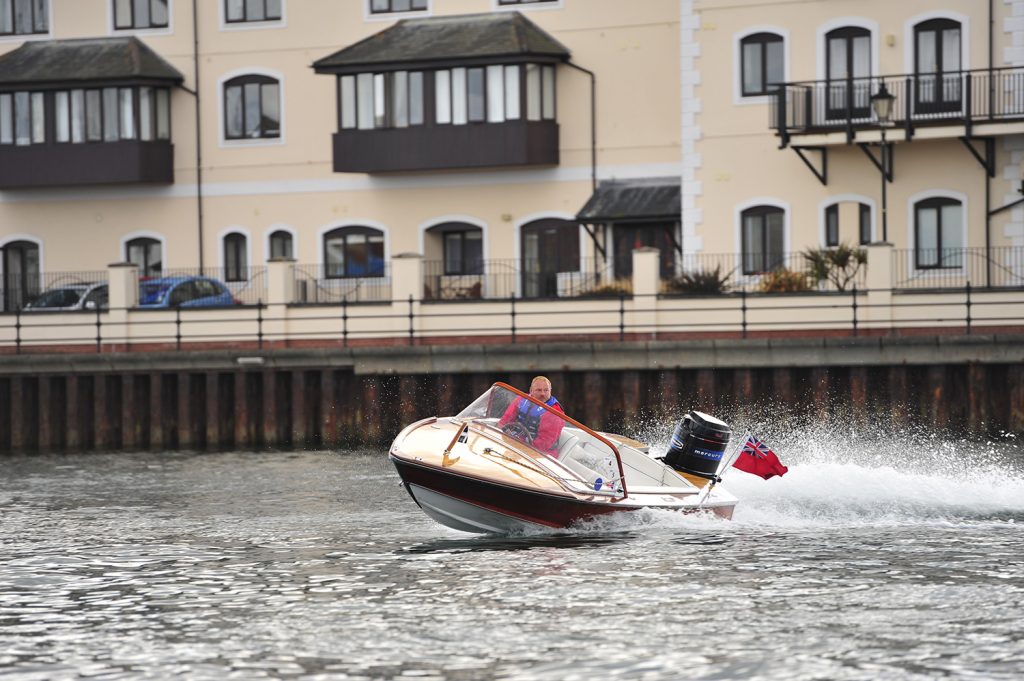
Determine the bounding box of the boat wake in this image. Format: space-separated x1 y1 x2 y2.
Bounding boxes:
523 427 1024 535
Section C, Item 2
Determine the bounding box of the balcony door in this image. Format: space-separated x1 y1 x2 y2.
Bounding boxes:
915 19 962 114
611 223 676 279
1 240 40 311
826 27 871 121
521 219 578 298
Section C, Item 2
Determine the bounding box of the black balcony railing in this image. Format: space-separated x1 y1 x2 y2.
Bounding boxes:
892 247 1024 290
292 264 392 304
421 258 629 301
770 67 1024 143
663 251 868 294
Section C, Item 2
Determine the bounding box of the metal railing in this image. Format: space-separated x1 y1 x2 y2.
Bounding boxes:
1 285 1020 355
663 250 869 294
421 257 630 301
770 67 1024 141
0 270 108 312
158 266 268 306
892 246 1024 290
292 264 392 304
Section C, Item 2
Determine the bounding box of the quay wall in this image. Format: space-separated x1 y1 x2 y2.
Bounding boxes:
1 335 1022 453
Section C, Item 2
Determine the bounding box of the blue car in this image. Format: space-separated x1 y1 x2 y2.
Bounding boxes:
137 276 238 308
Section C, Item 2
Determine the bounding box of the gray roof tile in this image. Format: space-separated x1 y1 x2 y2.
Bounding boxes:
0 37 184 85
577 177 682 222
314 12 570 72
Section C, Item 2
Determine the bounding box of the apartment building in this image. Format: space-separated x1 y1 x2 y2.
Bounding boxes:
689 0 1024 288
0 0 684 308
3 0 1021 316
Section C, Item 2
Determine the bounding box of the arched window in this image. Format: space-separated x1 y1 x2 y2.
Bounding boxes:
740 32 784 97
224 75 281 140
223 232 248 281
269 230 293 259
426 222 483 275
1 240 40 311
323 226 385 278
521 218 578 298
741 205 784 274
825 26 871 119
125 237 162 277
914 19 962 113
824 201 872 247
914 197 963 269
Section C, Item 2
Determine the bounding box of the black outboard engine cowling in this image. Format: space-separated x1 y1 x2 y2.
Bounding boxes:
663 411 732 479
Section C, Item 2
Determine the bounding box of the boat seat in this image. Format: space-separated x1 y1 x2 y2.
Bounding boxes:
555 434 579 460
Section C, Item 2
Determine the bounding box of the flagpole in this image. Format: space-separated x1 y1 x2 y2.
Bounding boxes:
696 433 748 509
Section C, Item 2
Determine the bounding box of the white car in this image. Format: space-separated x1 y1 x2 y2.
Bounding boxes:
24 282 109 311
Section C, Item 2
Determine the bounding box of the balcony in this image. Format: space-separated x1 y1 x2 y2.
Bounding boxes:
0 140 175 189
770 67 1024 146
331 120 559 174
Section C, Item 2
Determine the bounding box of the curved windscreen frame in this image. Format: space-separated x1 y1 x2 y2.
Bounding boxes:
455 382 628 497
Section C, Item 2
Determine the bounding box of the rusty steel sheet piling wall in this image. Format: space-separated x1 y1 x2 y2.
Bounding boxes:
0 336 1022 453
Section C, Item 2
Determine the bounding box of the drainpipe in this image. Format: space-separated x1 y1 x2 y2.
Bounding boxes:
987 0 993 286
565 61 596 192
188 0 205 271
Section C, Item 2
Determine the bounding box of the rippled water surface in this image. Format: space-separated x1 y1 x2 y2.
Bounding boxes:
2 432 1023 680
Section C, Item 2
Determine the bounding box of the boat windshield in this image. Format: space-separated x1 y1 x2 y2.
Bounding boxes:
455 382 626 494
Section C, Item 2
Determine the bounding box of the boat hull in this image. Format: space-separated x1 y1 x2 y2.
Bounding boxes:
390 454 734 534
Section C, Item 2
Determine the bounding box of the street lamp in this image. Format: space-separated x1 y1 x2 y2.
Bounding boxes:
870 83 895 242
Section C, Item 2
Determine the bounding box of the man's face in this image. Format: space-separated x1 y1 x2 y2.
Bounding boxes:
529 380 551 402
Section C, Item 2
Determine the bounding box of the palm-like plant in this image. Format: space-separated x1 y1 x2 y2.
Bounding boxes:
802 243 867 292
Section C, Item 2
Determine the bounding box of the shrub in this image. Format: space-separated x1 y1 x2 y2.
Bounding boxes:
664 265 733 294
580 279 632 298
802 243 867 292
758 268 811 293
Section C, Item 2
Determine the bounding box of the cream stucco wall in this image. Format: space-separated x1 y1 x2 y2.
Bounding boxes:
0 0 682 274
690 0 1024 259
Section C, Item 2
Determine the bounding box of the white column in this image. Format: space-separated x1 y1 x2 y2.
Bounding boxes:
107 261 138 310
265 257 296 306
631 247 661 338
390 252 424 336
865 242 894 330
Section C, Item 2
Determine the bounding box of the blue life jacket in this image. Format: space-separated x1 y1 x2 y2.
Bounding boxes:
516 396 560 440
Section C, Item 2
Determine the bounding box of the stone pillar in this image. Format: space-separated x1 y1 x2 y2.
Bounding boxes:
390 253 423 338
864 242 894 331
265 257 296 306
107 262 138 348
631 247 660 338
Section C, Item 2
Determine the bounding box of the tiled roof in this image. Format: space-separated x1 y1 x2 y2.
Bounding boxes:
314 12 570 72
577 178 682 222
0 37 184 85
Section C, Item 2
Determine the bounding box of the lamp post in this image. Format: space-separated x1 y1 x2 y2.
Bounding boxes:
870 83 895 242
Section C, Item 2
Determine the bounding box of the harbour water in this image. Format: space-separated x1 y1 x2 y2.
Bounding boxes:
1 425 1023 680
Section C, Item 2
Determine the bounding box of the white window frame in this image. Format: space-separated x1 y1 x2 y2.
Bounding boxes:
219 0 286 31
733 26 789 106
108 0 174 36
364 0 432 23
217 67 285 147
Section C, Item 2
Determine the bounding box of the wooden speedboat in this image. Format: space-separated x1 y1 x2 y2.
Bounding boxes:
388 382 739 534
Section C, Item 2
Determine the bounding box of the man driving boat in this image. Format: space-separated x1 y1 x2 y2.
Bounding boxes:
498 376 565 456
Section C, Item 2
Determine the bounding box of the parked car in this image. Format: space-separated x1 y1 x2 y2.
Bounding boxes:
137 276 239 308
24 282 109 311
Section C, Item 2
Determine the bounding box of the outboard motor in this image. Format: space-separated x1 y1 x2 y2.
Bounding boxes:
662 411 732 480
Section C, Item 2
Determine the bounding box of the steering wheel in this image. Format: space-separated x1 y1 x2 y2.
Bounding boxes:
501 421 534 444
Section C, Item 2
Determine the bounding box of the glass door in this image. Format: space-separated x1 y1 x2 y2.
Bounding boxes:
915 19 962 115
826 27 871 121
2 240 40 311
